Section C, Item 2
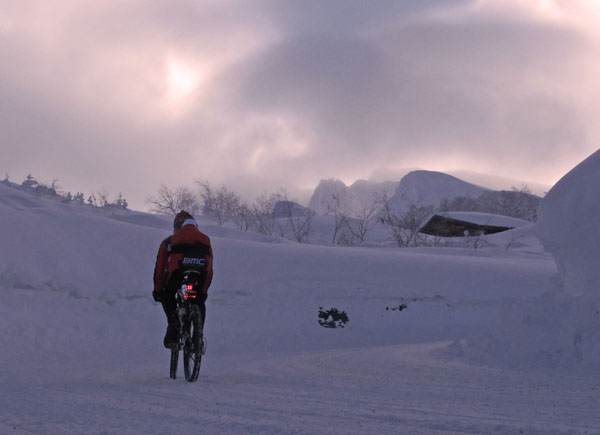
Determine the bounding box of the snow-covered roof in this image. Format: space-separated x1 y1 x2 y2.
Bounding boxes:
435 211 530 228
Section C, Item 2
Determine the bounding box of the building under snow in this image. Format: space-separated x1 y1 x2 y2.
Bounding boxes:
419 211 530 237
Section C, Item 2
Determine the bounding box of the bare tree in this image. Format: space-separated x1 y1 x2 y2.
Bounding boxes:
275 194 315 243
378 193 433 247
231 202 254 232
440 184 540 222
146 184 199 215
324 192 350 245
252 191 281 236
346 200 380 244
96 189 110 207
91 189 116 214
296 209 315 243
196 180 240 225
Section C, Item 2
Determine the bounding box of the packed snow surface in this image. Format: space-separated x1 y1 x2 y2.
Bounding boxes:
1 164 599 434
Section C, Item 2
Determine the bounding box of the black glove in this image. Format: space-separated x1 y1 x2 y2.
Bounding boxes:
152 290 162 302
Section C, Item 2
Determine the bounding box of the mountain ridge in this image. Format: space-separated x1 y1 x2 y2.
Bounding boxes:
308 170 490 216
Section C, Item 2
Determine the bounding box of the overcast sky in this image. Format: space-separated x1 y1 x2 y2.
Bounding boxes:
2 0 599 210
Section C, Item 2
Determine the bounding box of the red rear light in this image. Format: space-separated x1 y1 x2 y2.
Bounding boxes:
184 283 196 299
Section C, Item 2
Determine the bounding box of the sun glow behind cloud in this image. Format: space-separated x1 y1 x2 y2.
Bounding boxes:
163 57 211 116
166 58 204 102
472 0 564 20
470 0 600 29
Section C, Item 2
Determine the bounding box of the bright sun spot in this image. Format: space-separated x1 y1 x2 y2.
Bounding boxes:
166 58 205 104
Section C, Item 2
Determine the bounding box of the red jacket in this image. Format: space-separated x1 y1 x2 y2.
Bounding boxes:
153 223 213 295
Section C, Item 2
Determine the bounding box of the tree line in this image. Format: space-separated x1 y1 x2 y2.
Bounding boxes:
147 180 541 248
146 180 315 242
146 180 442 247
2 173 129 211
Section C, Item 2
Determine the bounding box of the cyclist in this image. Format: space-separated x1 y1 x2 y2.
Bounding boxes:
153 210 213 348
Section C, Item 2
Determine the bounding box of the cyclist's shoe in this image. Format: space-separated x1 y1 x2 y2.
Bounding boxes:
163 322 179 349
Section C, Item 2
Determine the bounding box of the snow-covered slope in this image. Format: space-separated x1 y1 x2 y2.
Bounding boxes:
1 173 599 434
388 170 489 213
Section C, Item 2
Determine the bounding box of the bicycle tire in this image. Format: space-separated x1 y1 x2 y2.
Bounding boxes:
170 345 179 379
183 304 203 382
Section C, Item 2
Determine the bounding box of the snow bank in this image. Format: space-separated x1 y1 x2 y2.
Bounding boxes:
0 183 171 303
459 150 600 369
537 149 600 296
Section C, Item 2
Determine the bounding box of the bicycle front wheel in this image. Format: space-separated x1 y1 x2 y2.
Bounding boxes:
183 304 203 382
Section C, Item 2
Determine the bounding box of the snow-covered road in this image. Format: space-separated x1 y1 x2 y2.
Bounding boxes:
3 341 599 435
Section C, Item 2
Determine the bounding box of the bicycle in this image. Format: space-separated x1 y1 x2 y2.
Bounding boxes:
169 268 206 382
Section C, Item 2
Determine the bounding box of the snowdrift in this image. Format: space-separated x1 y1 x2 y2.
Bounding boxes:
460 150 600 369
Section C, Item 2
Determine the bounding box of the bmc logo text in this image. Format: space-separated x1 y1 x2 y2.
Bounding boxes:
182 257 205 266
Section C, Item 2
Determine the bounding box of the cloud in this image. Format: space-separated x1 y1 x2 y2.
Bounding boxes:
1 0 599 209
219 0 600 186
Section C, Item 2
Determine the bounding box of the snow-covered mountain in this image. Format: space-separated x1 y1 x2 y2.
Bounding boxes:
308 178 347 215
2 152 600 433
387 170 489 213
308 170 489 217
308 178 398 216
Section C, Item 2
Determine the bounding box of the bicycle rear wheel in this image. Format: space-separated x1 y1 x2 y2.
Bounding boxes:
170 345 179 379
183 304 203 382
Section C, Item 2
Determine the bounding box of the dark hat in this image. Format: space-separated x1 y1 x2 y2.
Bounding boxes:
173 210 194 231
